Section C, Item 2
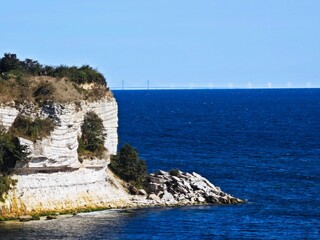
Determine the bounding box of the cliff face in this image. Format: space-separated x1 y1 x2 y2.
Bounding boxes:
0 105 19 130
0 96 132 218
1 167 131 217
17 99 118 168
1 98 118 168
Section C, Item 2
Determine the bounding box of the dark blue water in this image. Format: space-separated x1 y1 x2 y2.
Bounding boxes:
1 89 319 239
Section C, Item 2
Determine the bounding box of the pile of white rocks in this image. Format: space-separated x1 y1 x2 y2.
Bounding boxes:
143 170 244 206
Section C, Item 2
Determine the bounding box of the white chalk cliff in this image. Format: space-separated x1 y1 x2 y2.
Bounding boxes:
0 96 134 218
20 99 118 168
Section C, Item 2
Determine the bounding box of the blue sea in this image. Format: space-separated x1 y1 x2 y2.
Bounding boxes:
1 89 319 239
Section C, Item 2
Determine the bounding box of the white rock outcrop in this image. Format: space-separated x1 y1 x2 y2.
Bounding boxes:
1 166 131 216
0 96 127 217
144 170 243 205
0 105 19 130
20 98 118 168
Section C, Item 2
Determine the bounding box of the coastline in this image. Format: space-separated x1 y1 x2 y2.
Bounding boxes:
0 168 244 222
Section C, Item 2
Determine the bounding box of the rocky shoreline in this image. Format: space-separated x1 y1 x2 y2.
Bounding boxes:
129 170 244 207
8 169 244 222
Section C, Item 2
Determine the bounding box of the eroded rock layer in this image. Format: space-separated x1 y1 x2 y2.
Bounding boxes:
24 99 118 168
0 167 131 218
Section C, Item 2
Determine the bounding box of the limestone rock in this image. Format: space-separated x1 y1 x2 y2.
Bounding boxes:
138 189 147 196
146 170 243 205
161 191 175 202
26 99 118 168
0 167 132 217
0 105 19 130
147 194 160 201
128 185 139 195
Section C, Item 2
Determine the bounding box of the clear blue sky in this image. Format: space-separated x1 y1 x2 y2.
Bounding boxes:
1 1 319 89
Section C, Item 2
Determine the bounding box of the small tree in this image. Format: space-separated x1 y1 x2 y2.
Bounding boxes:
78 111 106 156
21 58 43 75
110 144 147 188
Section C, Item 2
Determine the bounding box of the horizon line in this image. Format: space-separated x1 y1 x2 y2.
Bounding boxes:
110 87 319 90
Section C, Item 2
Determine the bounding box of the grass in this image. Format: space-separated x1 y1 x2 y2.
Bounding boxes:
0 76 112 105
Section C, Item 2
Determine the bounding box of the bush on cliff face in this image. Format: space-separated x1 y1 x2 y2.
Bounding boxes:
78 111 106 158
110 144 148 189
0 126 30 202
169 169 181 177
0 128 30 172
10 115 55 142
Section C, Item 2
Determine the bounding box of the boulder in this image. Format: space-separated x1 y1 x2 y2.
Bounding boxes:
128 185 139 195
197 196 206 203
161 191 175 202
202 178 217 190
157 170 169 176
205 195 219 203
191 181 207 191
146 170 243 206
147 194 160 201
19 215 33 222
148 183 160 193
176 185 188 194
178 194 186 201
157 191 164 198
192 172 203 179
148 176 166 184
171 176 181 182
138 189 147 196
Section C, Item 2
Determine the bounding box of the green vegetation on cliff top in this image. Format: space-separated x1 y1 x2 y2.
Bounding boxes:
0 53 111 104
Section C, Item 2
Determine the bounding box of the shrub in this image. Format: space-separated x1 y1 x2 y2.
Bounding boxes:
110 144 148 189
21 58 42 75
10 115 55 142
78 111 106 158
169 169 181 177
0 53 21 73
0 53 107 86
51 65 106 86
0 128 30 172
